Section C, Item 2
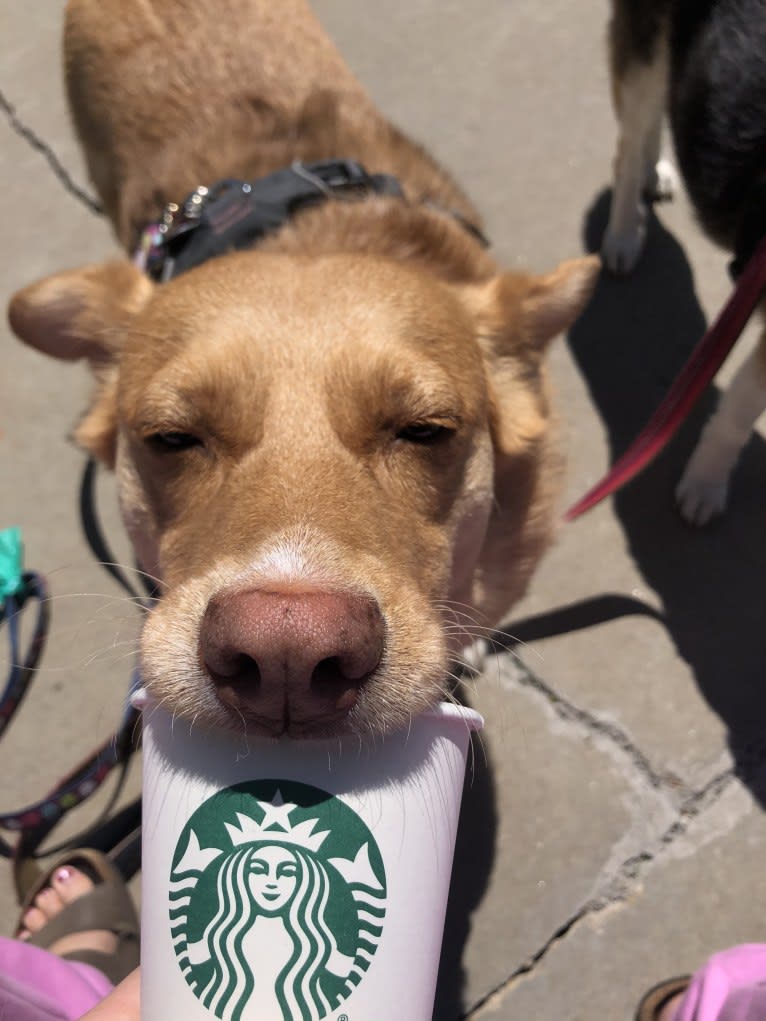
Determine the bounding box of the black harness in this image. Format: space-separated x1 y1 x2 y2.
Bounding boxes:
136 158 488 282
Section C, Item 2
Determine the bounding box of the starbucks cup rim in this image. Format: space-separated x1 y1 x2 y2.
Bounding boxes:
131 687 483 733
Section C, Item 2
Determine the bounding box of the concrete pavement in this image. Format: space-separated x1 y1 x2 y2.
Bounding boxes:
2 3 765 1018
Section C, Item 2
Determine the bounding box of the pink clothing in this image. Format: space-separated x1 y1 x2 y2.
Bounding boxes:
0 938 764 1021
0 936 113 1021
673 945 766 1021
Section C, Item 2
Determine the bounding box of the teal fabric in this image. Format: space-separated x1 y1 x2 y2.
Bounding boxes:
0 527 23 601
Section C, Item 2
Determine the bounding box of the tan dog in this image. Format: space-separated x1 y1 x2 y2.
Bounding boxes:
8 0 598 737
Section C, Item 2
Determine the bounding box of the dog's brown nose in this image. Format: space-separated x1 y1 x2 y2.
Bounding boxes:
200 587 385 734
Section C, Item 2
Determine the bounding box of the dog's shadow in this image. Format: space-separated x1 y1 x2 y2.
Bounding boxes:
565 190 766 798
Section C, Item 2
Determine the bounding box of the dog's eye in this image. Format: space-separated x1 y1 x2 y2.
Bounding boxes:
397 422 454 444
146 431 203 452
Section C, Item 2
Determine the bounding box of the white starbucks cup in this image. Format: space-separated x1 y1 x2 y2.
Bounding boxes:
137 694 483 1021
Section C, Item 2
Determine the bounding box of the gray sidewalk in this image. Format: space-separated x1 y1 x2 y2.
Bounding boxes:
2 3 765 1019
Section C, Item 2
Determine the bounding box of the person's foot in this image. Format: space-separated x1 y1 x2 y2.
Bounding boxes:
18 865 119 959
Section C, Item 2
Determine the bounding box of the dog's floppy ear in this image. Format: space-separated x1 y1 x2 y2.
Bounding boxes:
461 255 600 453
8 262 153 466
8 261 153 367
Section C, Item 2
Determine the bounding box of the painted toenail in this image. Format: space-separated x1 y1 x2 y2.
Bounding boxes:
54 866 74 883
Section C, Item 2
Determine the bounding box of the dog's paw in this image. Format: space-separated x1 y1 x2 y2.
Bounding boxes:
675 472 728 526
601 219 647 275
644 158 678 203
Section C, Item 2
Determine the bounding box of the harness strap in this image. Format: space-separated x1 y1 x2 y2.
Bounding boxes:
564 232 766 521
136 158 489 282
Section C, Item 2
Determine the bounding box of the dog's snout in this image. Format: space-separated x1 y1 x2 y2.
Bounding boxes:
200 587 385 734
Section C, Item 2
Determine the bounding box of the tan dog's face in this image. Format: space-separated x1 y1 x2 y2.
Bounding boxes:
9 250 597 736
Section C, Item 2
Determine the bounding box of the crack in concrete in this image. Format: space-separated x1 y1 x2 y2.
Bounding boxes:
504 650 689 796
596 764 736 906
464 763 738 1018
0 87 102 215
465 902 591 1018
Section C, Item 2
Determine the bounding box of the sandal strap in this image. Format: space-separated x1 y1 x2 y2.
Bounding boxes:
25 881 139 950
636 976 691 1021
18 848 122 915
62 938 139 987
14 848 140 987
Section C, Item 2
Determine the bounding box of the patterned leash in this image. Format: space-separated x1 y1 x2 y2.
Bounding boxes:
0 526 142 897
564 233 766 520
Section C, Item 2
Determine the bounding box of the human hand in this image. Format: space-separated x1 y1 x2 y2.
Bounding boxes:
81 967 140 1021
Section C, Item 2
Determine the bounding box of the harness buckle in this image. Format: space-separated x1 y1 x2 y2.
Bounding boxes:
290 159 373 196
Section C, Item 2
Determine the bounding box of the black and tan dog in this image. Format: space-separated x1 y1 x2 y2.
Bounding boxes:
603 0 766 524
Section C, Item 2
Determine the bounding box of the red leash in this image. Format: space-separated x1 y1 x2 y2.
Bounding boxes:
564 234 766 521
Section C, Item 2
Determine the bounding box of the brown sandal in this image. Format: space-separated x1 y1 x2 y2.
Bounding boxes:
635 976 691 1021
16 848 139 985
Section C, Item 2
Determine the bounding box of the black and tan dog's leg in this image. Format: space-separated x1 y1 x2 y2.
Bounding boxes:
642 111 677 204
602 2 673 274
677 333 766 525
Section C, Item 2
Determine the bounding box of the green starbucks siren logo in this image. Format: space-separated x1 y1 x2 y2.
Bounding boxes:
169 779 387 1021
